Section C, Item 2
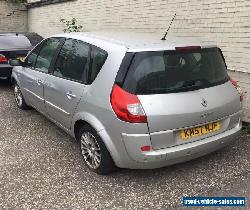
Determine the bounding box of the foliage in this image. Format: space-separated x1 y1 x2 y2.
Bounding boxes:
4 0 26 3
242 122 250 134
60 18 83 33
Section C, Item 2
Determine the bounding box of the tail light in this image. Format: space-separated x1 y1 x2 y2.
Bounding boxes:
110 84 147 123
140 145 151 152
0 54 8 64
229 76 243 101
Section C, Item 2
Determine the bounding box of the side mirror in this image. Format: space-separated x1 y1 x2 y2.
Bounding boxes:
9 59 24 67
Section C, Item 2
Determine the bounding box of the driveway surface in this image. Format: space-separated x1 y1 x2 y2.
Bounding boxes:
0 79 249 210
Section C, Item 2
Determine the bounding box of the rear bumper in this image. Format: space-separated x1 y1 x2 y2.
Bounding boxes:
120 120 241 169
0 64 12 77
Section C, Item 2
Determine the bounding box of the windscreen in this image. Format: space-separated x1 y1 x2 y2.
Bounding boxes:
122 48 229 95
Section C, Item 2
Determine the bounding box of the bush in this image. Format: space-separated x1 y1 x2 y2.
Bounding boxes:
60 18 83 33
242 122 250 134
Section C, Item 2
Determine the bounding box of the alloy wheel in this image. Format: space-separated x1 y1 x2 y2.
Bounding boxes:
80 131 101 169
14 84 23 107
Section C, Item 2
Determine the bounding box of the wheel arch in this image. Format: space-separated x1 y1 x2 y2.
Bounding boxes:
72 112 122 167
11 71 20 85
72 112 106 140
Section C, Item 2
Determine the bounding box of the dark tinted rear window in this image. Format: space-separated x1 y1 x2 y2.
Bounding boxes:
53 39 90 82
89 46 108 83
120 48 229 95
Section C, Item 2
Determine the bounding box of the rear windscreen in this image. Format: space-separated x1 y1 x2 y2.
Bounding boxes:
24 33 43 46
120 48 229 95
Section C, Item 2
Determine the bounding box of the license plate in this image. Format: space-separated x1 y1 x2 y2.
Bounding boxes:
180 121 221 140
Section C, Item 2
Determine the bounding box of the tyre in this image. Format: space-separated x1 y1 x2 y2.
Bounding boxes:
13 83 29 110
78 125 116 174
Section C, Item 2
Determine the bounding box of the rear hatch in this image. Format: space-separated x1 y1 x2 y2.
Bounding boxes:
118 47 241 148
0 50 29 64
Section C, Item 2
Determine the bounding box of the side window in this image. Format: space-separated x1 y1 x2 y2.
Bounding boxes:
89 46 108 83
26 44 42 68
53 39 90 82
35 38 61 73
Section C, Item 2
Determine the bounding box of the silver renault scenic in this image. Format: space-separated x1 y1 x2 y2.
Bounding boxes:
10 32 242 174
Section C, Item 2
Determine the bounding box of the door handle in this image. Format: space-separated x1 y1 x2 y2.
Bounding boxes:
66 91 76 99
37 79 44 85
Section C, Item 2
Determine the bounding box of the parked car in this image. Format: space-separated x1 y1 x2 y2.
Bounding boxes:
10 32 242 174
0 32 43 79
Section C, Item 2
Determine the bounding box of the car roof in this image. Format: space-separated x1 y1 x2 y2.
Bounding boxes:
52 31 217 52
0 33 32 51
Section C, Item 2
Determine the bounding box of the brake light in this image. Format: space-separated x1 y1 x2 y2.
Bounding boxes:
0 54 8 63
175 46 201 51
229 76 243 101
110 84 147 123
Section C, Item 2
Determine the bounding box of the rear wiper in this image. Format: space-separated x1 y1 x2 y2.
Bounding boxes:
176 84 201 91
175 79 207 91
143 83 203 94
139 79 208 94
182 79 205 88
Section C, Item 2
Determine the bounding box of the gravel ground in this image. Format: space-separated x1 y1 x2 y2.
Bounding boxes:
0 79 249 210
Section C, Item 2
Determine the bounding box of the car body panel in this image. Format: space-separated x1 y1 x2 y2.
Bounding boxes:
149 111 241 150
138 81 241 148
52 32 216 52
121 122 241 169
21 67 48 114
12 32 242 170
44 75 86 130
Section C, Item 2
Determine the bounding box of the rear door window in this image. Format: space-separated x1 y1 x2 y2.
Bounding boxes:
53 39 90 83
89 46 108 83
121 48 229 94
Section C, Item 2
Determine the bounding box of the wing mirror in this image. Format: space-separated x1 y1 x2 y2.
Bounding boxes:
9 59 25 67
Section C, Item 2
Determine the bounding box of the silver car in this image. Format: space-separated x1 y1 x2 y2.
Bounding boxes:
10 32 242 174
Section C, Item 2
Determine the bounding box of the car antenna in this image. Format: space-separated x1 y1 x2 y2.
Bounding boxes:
161 13 176 41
